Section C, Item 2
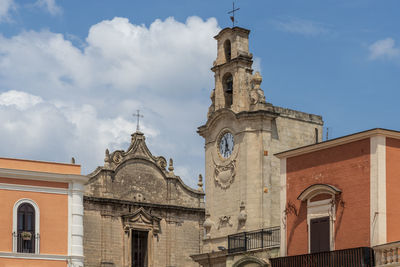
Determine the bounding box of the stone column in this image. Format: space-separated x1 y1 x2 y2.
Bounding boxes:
69 182 85 267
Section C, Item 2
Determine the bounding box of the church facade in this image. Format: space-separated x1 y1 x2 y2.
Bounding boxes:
191 27 323 266
83 131 205 267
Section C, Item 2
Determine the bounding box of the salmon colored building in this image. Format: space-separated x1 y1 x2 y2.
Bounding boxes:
0 157 88 267
274 128 400 266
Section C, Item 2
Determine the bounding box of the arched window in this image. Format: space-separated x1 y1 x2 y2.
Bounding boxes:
298 184 341 253
13 199 40 254
223 73 233 108
224 39 231 62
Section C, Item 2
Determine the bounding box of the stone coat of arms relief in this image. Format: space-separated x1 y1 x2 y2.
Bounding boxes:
212 143 239 189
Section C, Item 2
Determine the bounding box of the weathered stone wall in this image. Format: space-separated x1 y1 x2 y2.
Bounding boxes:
84 131 204 267
200 107 323 252
84 200 203 267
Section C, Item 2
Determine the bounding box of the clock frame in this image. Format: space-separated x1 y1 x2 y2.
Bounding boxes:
218 131 235 159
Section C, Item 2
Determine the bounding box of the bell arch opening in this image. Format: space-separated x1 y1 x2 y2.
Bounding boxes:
223 73 233 108
224 39 232 62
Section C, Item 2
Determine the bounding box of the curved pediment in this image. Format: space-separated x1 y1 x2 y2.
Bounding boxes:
123 207 161 233
297 184 341 201
85 131 204 208
105 131 168 173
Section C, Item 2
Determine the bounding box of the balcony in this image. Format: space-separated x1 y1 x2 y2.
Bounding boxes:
270 247 375 267
228 226 280 254
13 232 40 253
374 241 400 266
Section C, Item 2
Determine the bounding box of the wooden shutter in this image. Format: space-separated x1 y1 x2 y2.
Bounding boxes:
310 217 330 253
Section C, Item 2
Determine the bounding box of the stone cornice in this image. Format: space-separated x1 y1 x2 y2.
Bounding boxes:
214 27 250 40
84 196 206 214
211 55 253 72
0 168 87 183
198 108 278 138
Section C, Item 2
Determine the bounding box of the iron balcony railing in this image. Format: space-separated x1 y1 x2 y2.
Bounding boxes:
270 247 375 267
228 226 280 254
12 232 39 253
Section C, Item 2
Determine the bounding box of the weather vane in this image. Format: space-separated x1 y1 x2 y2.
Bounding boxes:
228 1 240 27
133 110 144 131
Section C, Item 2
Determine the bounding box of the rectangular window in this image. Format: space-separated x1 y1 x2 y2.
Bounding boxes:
310 217 330 253
132 230 148 267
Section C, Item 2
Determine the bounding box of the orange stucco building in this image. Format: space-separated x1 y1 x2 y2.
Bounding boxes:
276 128 400 259
0 157 88 267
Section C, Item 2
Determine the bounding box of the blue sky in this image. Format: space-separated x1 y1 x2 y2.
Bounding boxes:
0 0 399 187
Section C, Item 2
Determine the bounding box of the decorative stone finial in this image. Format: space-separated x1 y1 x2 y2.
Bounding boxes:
207 89 216 118
250 72 266 105
253 72 262 88
168 158 174 172
71 157 75 164
203 211 213 238
238 201 247 227
198 174 203 191
104 149 111 167
104 149 110 162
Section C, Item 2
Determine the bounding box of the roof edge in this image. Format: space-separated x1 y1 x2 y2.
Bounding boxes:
276 128 400 159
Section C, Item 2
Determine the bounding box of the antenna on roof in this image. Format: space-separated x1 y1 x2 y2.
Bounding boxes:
326 127 330 141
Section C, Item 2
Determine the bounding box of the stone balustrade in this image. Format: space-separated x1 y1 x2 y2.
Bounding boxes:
374 241 400 266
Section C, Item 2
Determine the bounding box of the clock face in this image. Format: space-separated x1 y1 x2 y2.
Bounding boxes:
219 132 234 158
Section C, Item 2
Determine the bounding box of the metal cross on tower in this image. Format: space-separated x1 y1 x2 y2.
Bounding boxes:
133 110 144 132
228 2 240 27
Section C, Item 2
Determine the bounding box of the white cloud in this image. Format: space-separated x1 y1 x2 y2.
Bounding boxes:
272 17 329 36
0 0 15 22
35 0 61 15
0 90 43 110
369 38 400 60
0 16 220 187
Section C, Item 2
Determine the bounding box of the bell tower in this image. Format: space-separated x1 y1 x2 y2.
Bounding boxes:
196 26 323 259
211 27 259 113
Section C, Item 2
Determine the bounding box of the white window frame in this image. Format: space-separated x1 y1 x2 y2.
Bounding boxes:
13 198 40 254
306 196 335 253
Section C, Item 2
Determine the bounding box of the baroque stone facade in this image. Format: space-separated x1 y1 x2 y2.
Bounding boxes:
84 131 205 267
192 27 323 266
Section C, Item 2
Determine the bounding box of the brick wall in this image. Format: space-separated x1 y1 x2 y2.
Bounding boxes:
285 139 371 255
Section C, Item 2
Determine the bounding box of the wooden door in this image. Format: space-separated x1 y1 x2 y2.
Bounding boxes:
132 230 148 267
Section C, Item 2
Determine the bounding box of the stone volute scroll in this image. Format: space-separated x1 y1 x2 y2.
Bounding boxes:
249 71 266 105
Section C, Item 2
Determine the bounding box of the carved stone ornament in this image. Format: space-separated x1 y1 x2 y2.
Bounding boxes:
156 156 167 169
214 160 236 189
238 201 247 226
218 215 233 229
112 151 123 164
207 89 215 118
203 211 213 237
249 71 266 105
122 207 161 235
